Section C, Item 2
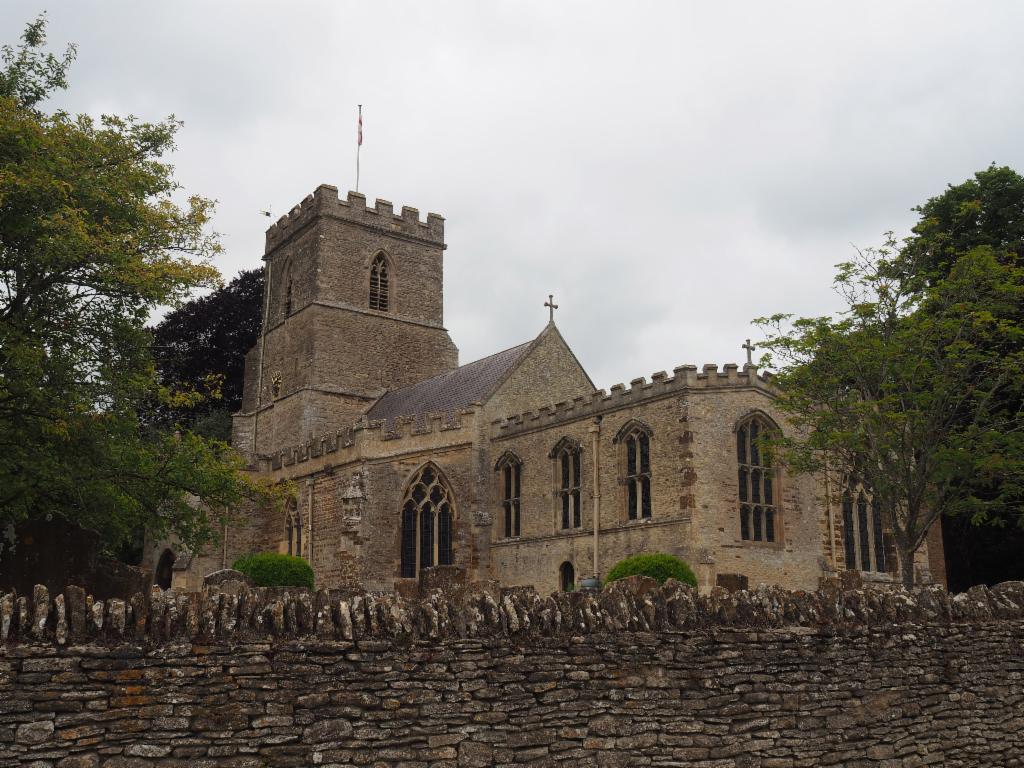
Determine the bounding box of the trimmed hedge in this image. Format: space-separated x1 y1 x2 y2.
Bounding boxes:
606 553 697 587
232 553 314 588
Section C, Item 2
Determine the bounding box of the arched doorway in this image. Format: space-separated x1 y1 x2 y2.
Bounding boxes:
560 561 575 592
400 463 455 578
155 549 176 590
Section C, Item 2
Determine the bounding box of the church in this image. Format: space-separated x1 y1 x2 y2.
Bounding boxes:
165 184 946 594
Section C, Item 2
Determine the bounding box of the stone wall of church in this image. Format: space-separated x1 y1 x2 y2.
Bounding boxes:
207 412 492 591
484 324 595 422
3 579 1022 767
232 185 459 458
488 365 831 594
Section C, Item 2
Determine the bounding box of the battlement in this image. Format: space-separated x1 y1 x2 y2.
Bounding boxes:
260 406 478 472
494 362 773 435
265 184 445 252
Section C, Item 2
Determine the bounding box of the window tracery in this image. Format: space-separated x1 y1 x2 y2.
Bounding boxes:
841 479 887 573
369 252 390 311
737 414 778 543
400 464 454 578
495 452 522 538
551 438 582 529
615 421 652 521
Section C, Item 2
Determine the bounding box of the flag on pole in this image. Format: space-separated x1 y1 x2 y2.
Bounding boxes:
358 106 363 146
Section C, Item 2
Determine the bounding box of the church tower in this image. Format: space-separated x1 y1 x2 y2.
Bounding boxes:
233 185 459 457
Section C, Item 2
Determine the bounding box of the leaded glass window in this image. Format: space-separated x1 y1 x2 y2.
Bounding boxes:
555 441 582 529
842 479 887 573
737 416 777 542
622 428 652 521
501 460 522 538
400 464 455 578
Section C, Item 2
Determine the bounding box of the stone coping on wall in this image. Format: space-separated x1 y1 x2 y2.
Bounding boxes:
2 576 1022 649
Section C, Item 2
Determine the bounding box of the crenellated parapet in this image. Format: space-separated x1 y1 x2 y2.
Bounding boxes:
260 406 479 472
265 184 445 252
494 362 774 436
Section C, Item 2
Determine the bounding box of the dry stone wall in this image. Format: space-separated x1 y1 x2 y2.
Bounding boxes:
1 578 1023 767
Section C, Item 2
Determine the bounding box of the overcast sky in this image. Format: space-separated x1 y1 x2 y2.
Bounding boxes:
6 1 1024 389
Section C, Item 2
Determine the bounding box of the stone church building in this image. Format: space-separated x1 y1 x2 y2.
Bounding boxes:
164 184 945 594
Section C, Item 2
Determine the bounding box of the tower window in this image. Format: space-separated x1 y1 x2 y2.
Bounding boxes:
369 253 390 311
737 415 779 543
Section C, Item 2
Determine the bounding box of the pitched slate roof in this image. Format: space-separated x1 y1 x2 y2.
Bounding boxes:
366 340 534 425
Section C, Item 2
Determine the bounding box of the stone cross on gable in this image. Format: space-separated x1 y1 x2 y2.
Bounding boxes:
545 294 559 323
742 338 756 365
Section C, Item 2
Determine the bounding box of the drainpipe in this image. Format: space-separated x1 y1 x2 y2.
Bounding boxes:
589 416 602 580
306 477 315 573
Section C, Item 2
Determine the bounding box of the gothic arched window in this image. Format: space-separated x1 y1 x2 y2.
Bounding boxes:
615 421 652 521
841 478 888 573
369 252 390 311
737 414 778 543
495 452 522 538
551 438 582 529
400 464 454 578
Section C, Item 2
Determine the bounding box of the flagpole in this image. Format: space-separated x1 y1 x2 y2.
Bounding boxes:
356 104 362 192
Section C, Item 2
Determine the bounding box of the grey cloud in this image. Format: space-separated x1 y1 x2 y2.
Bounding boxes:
4 0 1023 388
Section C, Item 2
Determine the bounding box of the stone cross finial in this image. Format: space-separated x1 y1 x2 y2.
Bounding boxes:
545 294 559 323
742 338 756 365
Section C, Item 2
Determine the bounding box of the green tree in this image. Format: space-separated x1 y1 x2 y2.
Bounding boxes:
0 17 273 552
896 165 1024 588
151 268 264 440
758 237 1024 587
902 164 1024 282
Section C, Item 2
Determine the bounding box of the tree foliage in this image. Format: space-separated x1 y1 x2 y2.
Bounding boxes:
902 164 1024 282
151 268 263 439
0 17 275 551
758 232 1024 586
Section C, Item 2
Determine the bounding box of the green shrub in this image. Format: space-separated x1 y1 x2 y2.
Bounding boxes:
605 553 697 587
232 552 314 588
